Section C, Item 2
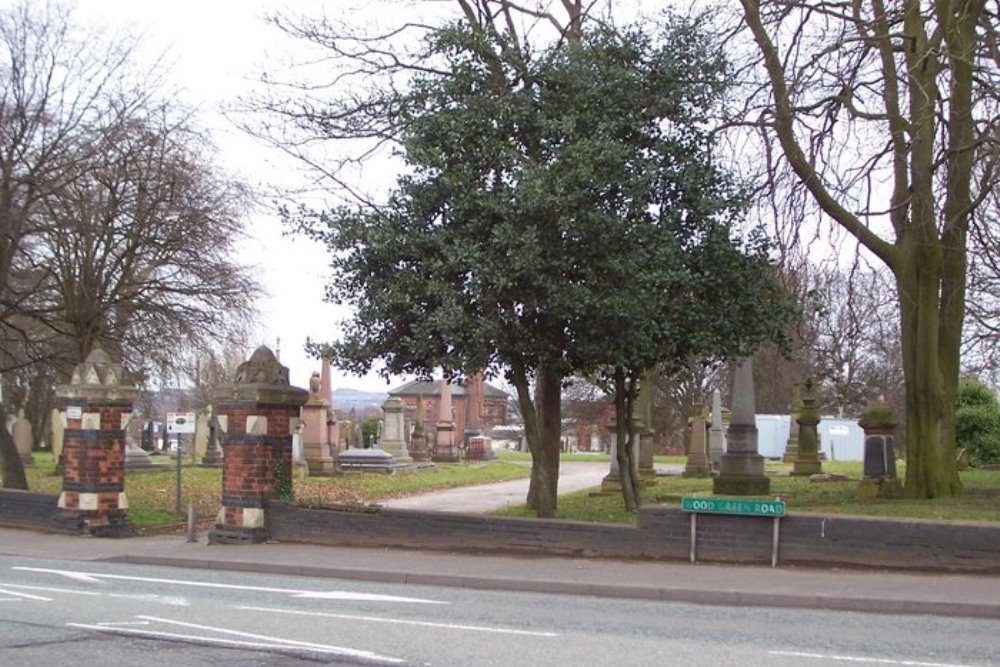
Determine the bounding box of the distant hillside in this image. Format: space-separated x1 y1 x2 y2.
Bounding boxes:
332 388 389 411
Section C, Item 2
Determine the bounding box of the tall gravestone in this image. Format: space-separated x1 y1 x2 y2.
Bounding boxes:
55 347 138 537
379 397 413 465
433 378 459 462
791 379 823 475
683 404 712 477
301 363 336 476
209 346 308 544
409 394 431 462
713 357 770 495
708 389 725 469
782 383 803 463
464 373 494 461
637 377 656 481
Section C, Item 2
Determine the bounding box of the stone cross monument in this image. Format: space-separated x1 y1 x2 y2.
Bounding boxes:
791 378 823 475
713 357 770 495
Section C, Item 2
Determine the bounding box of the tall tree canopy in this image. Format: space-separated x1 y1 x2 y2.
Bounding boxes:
735 0 1000 497
294 18 793 514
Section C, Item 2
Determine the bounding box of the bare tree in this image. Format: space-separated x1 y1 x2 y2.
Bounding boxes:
0 2 261 488
732 0 1000 497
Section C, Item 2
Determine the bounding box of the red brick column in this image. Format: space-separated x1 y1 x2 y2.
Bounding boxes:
55 348 138 537
209 346 307 544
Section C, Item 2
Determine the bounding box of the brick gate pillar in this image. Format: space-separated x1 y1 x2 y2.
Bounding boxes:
209 346 308 544
55 348 139 537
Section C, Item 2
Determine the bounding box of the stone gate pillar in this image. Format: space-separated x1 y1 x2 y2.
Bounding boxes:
55 348 138 537
209 346 308 544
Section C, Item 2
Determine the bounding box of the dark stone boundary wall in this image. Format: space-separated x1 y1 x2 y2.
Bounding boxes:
0 489 81 533
268 502 1000 574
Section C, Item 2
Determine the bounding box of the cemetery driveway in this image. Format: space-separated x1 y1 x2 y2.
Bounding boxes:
379 461 682 512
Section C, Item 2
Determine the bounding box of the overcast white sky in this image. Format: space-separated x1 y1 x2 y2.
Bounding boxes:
69 0 411 393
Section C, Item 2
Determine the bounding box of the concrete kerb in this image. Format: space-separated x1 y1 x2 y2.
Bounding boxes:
93 549 1000 621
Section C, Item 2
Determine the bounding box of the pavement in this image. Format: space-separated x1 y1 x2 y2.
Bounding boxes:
2 463 998 620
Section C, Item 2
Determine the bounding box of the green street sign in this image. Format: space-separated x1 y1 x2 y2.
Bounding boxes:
681 496 785 517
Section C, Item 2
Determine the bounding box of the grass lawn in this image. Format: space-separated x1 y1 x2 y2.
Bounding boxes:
19 451 1000 529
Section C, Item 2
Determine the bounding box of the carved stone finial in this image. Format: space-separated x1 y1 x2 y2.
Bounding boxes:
234 346 290 386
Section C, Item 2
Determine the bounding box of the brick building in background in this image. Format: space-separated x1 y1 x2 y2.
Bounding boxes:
388 375 510 444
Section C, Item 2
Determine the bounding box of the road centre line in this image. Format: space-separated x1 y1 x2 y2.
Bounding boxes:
0 587 51 601
0 582 100 596
67 623 404 663
237 604 559 637
769 650 979 667
135 615 404 663
14 566 445 604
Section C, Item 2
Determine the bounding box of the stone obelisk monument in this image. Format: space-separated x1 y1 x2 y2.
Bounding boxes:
713 357 769 495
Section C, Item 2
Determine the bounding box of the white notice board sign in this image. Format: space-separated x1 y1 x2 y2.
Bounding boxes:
166 412 196 434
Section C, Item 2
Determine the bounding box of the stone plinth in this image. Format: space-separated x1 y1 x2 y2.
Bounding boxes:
337 446 397 473
791 379 823 476
302 402 335 476
714 358 769 496
209 346 308 545
55 347 139 537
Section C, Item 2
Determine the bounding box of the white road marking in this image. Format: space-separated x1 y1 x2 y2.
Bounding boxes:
109 593 190 606
0 587 51 601
237 604 559 637
0 597 21 602
135 615 404 663
67 623 404 662
769 650 980 667
97 621 151 627
15 566 445 604
0 583 100 596
43 570 104 584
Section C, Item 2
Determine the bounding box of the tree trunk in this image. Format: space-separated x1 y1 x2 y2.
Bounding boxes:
530 364 562 518
510 361 561 517
896 260 963 498
614 368 639 512
0 403 28 489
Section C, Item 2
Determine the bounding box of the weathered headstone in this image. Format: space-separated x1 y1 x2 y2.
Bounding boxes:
202 405 223 466
193 410 210 463
209 346 308 544
683 404 712 477
433 378 459 462
11 410 34 467
56 347 138 536
50 407 65 466
859 395 897 478
791 379 823 475
713 357 770 495
601 422 623 493
124 414 154 470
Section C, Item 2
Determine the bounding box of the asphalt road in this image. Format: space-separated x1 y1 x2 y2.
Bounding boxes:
1 555 997 667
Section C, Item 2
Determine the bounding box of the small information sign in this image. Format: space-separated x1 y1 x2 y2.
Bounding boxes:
166 412 196 434
66 406 82 420
681 496 785 517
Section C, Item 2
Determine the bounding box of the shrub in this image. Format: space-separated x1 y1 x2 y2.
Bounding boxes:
955 379 1000 466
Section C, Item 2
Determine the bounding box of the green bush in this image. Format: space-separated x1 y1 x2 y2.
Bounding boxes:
955 379 1000 466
